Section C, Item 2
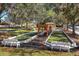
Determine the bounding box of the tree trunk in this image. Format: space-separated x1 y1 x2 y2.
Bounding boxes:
72 21 75 35
67 22 68 30
66 19 69 30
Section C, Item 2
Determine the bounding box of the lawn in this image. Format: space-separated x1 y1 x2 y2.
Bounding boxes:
0 47 78 56
0 28 16 31
48 31 69 43
0 28 36 40
0 27 35 36
9 30 33 36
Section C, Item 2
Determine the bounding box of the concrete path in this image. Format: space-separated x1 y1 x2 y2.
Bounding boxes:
68 29 79 35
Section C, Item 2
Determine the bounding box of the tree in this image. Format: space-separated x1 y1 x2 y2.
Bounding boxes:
61 4 79 34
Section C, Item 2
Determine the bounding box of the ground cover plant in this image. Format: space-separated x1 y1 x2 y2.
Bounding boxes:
0 47 79 56
48 31 69 43
9 30 34 36
16 32 37 41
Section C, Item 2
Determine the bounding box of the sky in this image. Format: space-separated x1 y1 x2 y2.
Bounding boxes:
0 10 10 22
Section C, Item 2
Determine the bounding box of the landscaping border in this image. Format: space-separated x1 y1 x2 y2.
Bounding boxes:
63 30 77 47
45 29 76 52
1 32 37 48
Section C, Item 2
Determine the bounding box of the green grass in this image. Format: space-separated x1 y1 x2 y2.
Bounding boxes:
9 30 35 36
16 35 31 41
9 31 29 36
16 32 37 41
0 28 36 41
0 28 17 31
48 31 69 43
0 28 31 36
15 30 33 33
0 28 36 40
0 47 78 56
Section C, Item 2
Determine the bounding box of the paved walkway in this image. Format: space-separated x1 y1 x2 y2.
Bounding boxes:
68 28 79 35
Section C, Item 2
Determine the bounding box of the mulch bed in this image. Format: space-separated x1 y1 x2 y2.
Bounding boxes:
63 29 79 45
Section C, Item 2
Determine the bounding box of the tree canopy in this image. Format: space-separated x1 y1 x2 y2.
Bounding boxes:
0 3 79 34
